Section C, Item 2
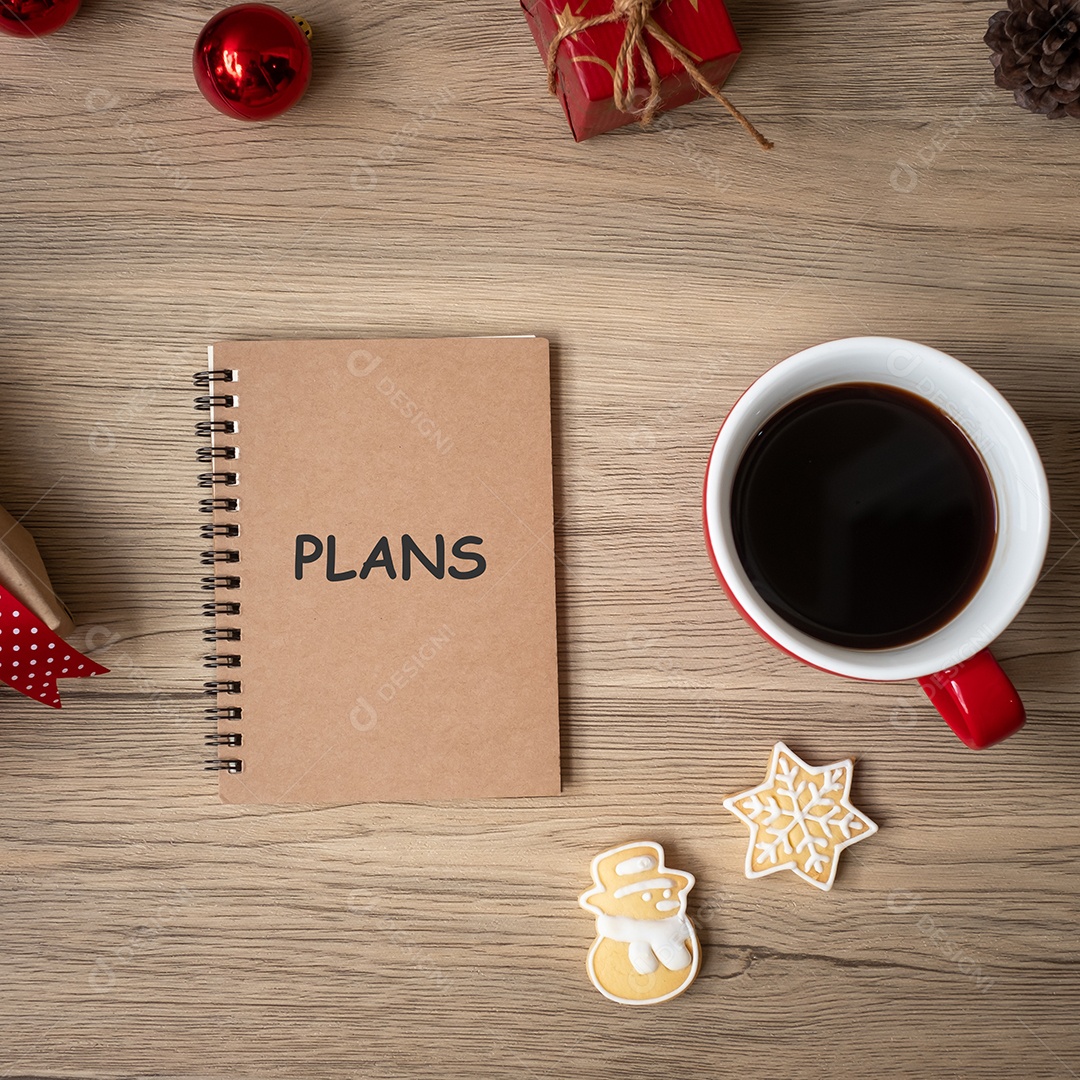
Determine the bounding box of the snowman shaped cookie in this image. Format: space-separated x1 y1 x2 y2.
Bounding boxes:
579 841 700 1005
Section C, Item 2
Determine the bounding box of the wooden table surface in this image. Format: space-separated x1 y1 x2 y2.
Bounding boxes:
2 1 1079 1077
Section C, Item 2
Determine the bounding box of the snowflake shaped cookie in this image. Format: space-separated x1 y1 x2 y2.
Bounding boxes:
723 742 878 892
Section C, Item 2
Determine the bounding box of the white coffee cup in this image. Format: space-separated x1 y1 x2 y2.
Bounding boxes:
703 337 1050 748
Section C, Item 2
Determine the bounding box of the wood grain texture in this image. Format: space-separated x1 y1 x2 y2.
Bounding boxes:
1 0 1079 1077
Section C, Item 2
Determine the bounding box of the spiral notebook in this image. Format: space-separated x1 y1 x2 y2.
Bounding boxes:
196 338 561 803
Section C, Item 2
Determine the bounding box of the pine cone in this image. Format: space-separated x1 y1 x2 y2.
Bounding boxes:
986 0 1080 118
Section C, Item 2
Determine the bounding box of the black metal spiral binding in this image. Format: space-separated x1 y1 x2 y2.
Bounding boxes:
200 522 239 539
206 729 243 772
205 758 243 773
203 601 240 617
195 369 243 774
206 732 243 747
204 653 241 668
201 575 240 590
197 471 238 488
199 497 238 513
207 705 242 721
194 394 235 411
196 419 236 436
197 445 237 462
194 370 234 386
204 679 241 695
200 549 239 565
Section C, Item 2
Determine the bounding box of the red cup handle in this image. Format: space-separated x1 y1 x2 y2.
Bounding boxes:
917 649 1025 749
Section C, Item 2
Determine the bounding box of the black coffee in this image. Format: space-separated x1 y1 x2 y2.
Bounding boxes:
730 383 996 649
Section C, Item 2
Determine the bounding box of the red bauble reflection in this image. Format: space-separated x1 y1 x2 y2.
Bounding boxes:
193 4 312 121
0 0 81 36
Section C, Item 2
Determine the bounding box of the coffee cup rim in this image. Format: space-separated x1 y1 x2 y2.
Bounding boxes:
704 337 1050 681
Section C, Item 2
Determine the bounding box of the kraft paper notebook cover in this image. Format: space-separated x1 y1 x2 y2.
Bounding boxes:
196 338 560 803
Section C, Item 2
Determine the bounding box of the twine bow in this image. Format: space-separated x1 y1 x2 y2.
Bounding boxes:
546 0 773 150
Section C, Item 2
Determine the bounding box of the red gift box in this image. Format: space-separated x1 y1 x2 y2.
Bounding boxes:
523 0 747 142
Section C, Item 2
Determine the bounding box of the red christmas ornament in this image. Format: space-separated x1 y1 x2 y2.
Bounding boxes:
0 0 81 36
193 3 313 121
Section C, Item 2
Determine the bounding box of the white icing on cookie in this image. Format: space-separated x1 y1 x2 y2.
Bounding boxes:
627 939 658 975
615 854 657 876
613 877 675 899
595 913 694 973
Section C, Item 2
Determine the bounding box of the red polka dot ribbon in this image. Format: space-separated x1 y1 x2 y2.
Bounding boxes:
0 583 108 708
